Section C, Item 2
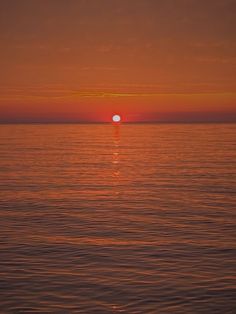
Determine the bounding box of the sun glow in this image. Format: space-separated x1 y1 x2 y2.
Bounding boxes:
112 115 121 123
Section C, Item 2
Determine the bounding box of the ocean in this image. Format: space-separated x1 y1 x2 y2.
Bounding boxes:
0 123 235 313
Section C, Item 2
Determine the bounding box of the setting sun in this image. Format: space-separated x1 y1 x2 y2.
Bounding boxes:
112 115 121 123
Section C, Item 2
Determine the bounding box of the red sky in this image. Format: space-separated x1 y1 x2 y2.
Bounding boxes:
0 0 235 122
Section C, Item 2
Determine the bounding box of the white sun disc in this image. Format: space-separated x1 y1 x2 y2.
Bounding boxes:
112 115 121 123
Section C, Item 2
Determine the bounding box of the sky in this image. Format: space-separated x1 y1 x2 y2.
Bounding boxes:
0 0 235 123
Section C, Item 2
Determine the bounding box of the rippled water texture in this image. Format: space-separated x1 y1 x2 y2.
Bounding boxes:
0 124 235 313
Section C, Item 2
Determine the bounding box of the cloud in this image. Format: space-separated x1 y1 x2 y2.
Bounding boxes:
1 85 235 103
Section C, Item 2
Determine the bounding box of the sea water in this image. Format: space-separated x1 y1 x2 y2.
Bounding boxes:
0 124 235 313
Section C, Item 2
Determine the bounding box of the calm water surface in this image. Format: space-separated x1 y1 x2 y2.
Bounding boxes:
0 124 235 313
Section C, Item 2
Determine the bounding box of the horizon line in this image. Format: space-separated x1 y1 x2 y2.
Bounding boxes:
0 121 236 125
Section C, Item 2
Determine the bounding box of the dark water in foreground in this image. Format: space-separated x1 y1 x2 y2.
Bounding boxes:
0 124 235 313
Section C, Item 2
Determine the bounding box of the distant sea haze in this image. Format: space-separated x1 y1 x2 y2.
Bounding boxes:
0 109 236 124
0 123 235 313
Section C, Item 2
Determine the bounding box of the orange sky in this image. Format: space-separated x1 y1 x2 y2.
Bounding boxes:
0 0 235 122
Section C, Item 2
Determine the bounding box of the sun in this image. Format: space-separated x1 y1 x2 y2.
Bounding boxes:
112 115 121 123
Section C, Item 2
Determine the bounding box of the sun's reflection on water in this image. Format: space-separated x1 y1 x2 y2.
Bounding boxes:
112 124 121 195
